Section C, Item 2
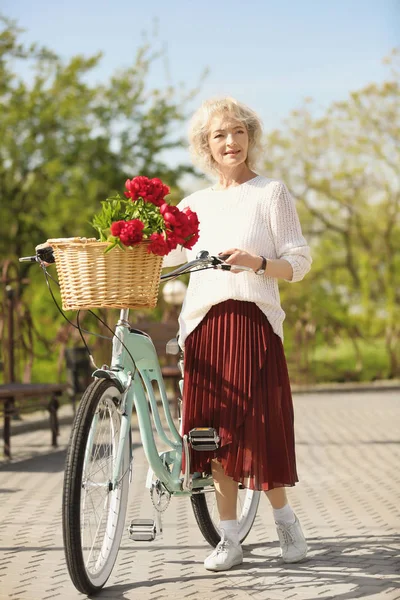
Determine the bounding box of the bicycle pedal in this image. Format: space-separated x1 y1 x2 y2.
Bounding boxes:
188 427 220 451
128 519 156 542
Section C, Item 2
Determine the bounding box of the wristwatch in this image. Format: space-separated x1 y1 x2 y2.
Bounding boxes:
255 256 267 275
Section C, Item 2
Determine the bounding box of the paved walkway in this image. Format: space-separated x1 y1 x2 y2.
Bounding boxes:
0 390 399 600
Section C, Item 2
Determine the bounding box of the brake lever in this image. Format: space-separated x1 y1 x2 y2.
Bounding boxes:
210 254 231 266
217 253 232 261
210 256 232 270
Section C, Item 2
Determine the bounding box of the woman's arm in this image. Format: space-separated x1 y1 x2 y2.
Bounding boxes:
269 182 312 282
220 249 294 280
262 257 293 280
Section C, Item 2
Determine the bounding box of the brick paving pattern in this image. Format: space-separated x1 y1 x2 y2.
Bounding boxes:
0 390 399 600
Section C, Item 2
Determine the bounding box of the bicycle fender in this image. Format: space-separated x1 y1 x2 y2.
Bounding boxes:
92 368 126 390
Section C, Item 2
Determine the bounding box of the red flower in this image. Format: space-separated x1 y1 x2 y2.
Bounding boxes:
110 220 126 237
183 207 200 230
181 207 200 248
147 232 170 256
125 176 170 207
119 219 144 246
165 230 179 251
183 230 200 249
160 203 200 248
98 175 200 257
160 203 180 226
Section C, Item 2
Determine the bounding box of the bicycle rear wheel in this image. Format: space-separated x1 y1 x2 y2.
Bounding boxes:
62 379 130 595
191 486 260 547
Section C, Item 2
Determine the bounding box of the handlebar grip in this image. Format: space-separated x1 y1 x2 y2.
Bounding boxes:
220 263 254 272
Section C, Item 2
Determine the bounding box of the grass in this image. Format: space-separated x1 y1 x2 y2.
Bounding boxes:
287 338 390 384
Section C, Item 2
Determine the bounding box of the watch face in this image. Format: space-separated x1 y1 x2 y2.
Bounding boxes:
257 256 267 275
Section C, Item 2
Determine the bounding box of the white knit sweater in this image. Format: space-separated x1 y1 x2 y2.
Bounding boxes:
163 175 312 346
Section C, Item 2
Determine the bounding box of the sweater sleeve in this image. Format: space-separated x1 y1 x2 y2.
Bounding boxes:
162 197 189 268
270 182 312 283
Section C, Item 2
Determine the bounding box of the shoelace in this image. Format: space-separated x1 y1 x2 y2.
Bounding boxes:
216 534 229 554
278 524 295 546
216 541 229 554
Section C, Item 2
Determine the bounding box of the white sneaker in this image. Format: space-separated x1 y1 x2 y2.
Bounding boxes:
276 515 308 563
204 533 243 571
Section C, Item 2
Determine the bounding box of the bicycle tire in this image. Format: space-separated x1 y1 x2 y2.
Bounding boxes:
62 378 130 595
191 487 260 547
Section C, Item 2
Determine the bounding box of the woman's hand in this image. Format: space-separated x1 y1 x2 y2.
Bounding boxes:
218 248 262 273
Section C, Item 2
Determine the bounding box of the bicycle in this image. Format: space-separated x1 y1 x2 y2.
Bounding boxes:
19 248 261 595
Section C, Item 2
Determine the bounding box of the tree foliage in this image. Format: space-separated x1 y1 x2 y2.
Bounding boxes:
0 15 203 383
264 49 400 377
0 16 201 261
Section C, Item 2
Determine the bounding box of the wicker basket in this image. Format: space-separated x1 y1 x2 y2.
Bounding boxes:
47 237 163 310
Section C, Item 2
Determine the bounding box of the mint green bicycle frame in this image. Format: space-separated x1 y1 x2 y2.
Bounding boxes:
92 308 213 496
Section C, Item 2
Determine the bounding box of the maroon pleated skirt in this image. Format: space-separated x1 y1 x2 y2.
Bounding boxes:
182 299 298 491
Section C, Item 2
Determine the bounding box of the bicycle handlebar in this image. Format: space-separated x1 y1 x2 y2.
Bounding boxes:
18 248 254 274
19 255 39 263
19 246 55 264
160 251 253 280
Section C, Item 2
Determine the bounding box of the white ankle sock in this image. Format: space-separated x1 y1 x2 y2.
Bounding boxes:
273 503 296 525
219 519 239 545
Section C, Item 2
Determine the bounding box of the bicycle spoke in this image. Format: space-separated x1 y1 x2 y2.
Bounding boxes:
79 393 126 575
85 492 110 569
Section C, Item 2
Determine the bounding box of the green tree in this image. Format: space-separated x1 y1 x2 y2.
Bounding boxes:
264 50 400 378
0 16 202 261
0 16 204 383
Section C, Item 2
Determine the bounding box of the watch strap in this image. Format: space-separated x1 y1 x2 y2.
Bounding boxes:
256 256 267 274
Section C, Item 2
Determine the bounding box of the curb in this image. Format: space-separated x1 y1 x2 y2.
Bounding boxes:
291 380 400 395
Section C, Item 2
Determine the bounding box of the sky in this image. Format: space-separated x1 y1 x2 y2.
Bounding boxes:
2 0 399 183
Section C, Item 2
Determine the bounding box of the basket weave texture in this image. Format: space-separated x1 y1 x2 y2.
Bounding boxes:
47 237 163 310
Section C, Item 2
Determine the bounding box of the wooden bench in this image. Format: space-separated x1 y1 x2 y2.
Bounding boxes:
0 382 68 459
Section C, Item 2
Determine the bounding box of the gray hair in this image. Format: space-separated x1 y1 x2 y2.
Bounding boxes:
188 97 263 176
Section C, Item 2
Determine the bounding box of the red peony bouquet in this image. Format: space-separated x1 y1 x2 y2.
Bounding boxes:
91 176 199 256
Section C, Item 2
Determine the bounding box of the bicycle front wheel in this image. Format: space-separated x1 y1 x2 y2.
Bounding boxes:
62 379 130 595
191 485 260 547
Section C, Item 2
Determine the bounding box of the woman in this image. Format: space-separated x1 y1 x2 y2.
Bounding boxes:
163 97 312 572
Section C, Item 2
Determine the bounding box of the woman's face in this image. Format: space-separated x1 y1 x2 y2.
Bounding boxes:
207 113 249 170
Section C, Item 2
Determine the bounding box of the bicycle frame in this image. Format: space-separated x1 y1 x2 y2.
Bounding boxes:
18 249 252 497
92 308 213 496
